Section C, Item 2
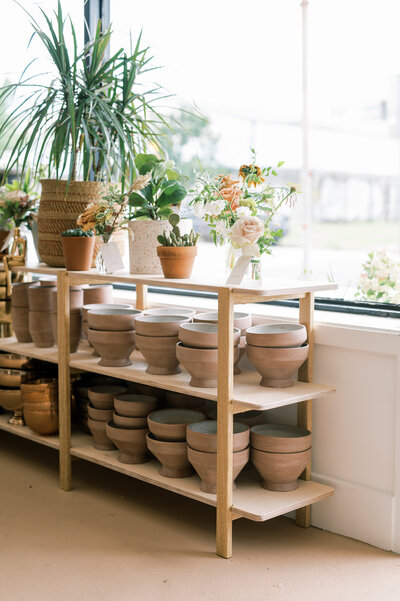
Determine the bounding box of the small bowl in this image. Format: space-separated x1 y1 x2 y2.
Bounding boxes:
246 323 307 348
0 354 31 370
82 303 132 321
176 343 240 388
251 447 311 492
0 388 22 411
146 432 193 478
187 446 249 494
0 369 30 388
87 328 136 367
186 420 250 453
135 333 180 375
134 314 191 337
113 412 148 429
147 408 206 442
88 417 116 450
194 311 252 335
87 308 142 331
247 343 309 388
106 421 149 464
251 424 311 453
88 384 128 409
113 393 158 417
178 322 241 349
87 402 114 423
144 307 196 317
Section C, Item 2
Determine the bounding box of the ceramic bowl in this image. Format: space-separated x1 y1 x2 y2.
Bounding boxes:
176 343 240 388
144 307 196 318
87 308 142 332
178 322 241 349
83 284 113 306
251 447 311 491
87 328 136 367
87 402 114 423
0 354 31 370
247 343 309 388
147 408 206 442
88 417 116 450
186 420 250 453
146 433 193 478
187 446 249 494
106 421 149 464
194 311 252 335
113 412 148 429
23 406 59 436
166 390 204 410
135 333 180 375
134 314 191 337
0 388 22 411
82 303 132 321
88 384 128 409
246 323 307 348
113 393 158 417
0 369 30 388
251 424 312 453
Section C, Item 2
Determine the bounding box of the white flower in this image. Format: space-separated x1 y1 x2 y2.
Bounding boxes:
193 202 206 219
204 198 225 216
215 221 230 236
235 206 251 217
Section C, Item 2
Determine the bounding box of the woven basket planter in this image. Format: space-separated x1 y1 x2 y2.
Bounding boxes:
38 180 102 267
21 378 59 435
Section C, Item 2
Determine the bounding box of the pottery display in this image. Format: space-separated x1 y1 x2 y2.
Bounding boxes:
247 343 309 388
113 393 158 417
28 310 54 348
251 424 312 454
146 432 193 478
186 420 250 454
187 446 250 494
166 390 204 410
135 314 191 337
88 384 128 409
106 421 149 463
51 311 82 353
113 413 148 429
88 328 136 367
176 343 240 388
178 322 241 349
82 303 132 322
194 311 252 336
87 308 142 332
251 447 311 492
88 417 116 450
83 284 113 305
28 283 56 312
144 307 196 318
135 333 180 375
87 403 114 423
245 323 307 348
147 408 206 442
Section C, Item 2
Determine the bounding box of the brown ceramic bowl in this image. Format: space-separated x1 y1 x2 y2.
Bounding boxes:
186 420 250 453
251 424 312 453
87 328 136 367
187 446 250 494
144 307 196 318
194 311 252 336
146 432 193 478
82 303 132 321
247 343 309 388
251 447 311 491
88 384 128 409
28 310 54 348
246 323 307 348
147 408 206 442
83 284 113 306
113 412 148 429
106 421 149 464
113 393 158 417
0 388 22 411
88 417 116 450
11 282 34 308
178 322 241 349
87 308 142 332
28 284 56 311
166 390 204 410
176 343 240 388
51 288 83 314
134 314 191 337
87 402 114 423
135 333 180 375
11 307 32 343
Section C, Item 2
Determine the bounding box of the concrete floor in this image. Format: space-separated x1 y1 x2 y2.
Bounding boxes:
1 432 399 601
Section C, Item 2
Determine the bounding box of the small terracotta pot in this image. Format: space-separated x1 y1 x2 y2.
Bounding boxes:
51 311 82 353
194 311 252 336
144 307 196 318
247 343 309 388
251 424 312 453
87 308 142 332
166 390 204 410
87 403 114 423
156 245 198 279
176 343 239 388
88 417 116 450
146 433 193 478
61 235 95 271
135 333 180 375
82 303 132 321
11 282 33 308
246 324 307 348
87 328 136 367
113 412 148 429
113 393 158 417
83 285 113 305
52 288 83 313
11 307 32 343
88 384 128 409
187 446 250 494
186 420 250 453
135 314 191 337
28 311 54 348
178 322 241 349
147 408 206 442
28 284 56 312
106 421 149 464
251 447 311 491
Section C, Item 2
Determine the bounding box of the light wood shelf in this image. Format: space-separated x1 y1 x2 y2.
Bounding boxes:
0 337 59 363
0 413 60 450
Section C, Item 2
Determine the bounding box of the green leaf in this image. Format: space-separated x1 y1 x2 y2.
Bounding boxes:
277 161 285 167
134 153 159 175
157 181 187 207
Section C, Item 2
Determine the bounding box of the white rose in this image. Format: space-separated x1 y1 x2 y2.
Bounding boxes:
204 198 225 216
193 202 205 219
215 221 230 236
230 216 265 249
235 206 251 217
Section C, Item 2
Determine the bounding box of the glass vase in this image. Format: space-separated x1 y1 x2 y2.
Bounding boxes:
225 243 263 286
95 234 111 274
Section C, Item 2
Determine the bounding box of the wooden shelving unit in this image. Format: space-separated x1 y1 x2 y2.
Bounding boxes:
0 264 337 558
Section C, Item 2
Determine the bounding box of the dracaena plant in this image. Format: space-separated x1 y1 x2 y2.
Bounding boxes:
0 1 168 187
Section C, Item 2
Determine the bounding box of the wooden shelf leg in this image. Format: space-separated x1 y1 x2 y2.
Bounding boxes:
216 288 234 558
135 284 148 311
296 292 314 527
57 271 71 492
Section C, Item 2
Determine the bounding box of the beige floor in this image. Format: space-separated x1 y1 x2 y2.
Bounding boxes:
1 431 399 601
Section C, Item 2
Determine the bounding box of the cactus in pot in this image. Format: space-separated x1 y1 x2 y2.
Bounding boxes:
156 215 200 279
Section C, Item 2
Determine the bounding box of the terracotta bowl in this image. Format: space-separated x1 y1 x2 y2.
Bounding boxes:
187 446 250 494
113 393 158 417
166 390 204 410
135 314 191 337
144 307 196 317
29 310 54 348
135 383 165 403
28 284 56 312
88 417 116 450
251 424 312 453
83 284 113 305
88 384 128 409
247 343 309 388
246 323 307 348
87 308 142 332
146 432 193 478
52 288 83 314
11 282 34 308
176 343 240 388
194 311 252 336
87 328 136 367
147 408 206 442
178 322 241 349
251 447 311 491
0 388 22 411
82 303 132 321
186 420 250 453
11 307 32 343
106 421 149 464
87 402 114 423
113 412 148 429
135 333 180 375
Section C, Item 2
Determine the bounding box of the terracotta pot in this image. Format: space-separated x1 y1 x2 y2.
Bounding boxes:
186 420 250 453
83 285 113 306
113 412 148 429
176 343 239 388
247 343 309 388
251 447 311 491
135 383 165 403
28 311 54 348
61 235 95 271
106 421 149 464
146 432 193 478
187 446 250 494
135 333 180 375
82 303 132 321
11 282 33 308
0 388 22 411
166 390 204 410
135 314 191 337
28 284 56 312
157 246 198 279
88 416 116 450
88 384 128 409
147 408 206 442
87 403 114 423
87 308 142 332
51 311 82 353
251 424 312 453
144 307 196 318
178 322 241 349
52 288 83 313
194 311 252 336
11 307 32 342
87 328 136 367
113 393 158 417
246 323 307 348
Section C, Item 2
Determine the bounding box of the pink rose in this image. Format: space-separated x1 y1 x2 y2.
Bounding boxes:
230 216 264 248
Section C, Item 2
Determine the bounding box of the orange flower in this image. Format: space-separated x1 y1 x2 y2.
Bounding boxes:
239 164 265 187
218 174 242 210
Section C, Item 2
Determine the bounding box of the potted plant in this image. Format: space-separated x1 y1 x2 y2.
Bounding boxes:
156 214 200 278
61 229 95 272
0 2 166 267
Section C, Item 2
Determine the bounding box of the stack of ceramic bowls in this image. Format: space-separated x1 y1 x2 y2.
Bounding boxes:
87 308 141 367
28 283 56 348
0 354 33 425
87 384 128 449
250 424 312 491
106 393 158 463
246 324 308 388
11 282 33 342
73 374 118 432
135 314 191 375
146 408 206 478
186 420 250 493
82 303 132 354
176 323 240 388
51 287 83 353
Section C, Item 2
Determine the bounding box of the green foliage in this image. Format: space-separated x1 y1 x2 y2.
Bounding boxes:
157 214 200 247
61 228 93 237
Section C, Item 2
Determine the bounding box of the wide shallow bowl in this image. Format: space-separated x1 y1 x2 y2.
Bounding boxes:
0 388 22 411
29 310 54 348
194 311 252 335
113 393 158 417
88 417 116 450
82 303 132 321
187 420 250 453
83 284 113 306
178 322 241 349
106 421 149 464
87 402 114 423
135 314 191 337
187 446 250 494
144 307 196 318
247 343 309 388
246 323 307 348
166 390 204 410
251 424 312 453
251 447 311 491
0 354 31 370
146 432 193 478
88 384 128 410
147 408 206 442
87 308 142 332
135 333 180 375
88 328 136 367
176 343 240 388
113 412 148 429
11 307 32 343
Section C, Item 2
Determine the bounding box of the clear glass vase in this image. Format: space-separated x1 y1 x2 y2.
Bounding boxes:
95 234 112 274
225 244 263 286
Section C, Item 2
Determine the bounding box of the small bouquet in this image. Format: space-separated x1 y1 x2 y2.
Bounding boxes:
356 251 400 304
0 170 39 231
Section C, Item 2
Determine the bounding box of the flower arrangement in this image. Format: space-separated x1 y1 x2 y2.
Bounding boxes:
0 170 39 231
356 250 400 303
190 150 299 257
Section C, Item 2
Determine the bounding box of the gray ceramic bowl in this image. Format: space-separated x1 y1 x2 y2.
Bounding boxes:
246 323 307 348
143 307 196 317
194 311 252 335
178 322 240 349
135 314 191 337
187 420 250 453
147 408 206 442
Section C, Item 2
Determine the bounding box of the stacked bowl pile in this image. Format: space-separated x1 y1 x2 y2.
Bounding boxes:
146 408 206 478
186 420 250 493
87 307 141 367
106 393 158 463
250 424 312 491
21 378 59 435
81 283 114 344
87 384 128 449
11 282 34 342
82 303 132 356
246 324 309 388
72 374 117 432
0 353 34 425
28 282 56 348
51 287 83 353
